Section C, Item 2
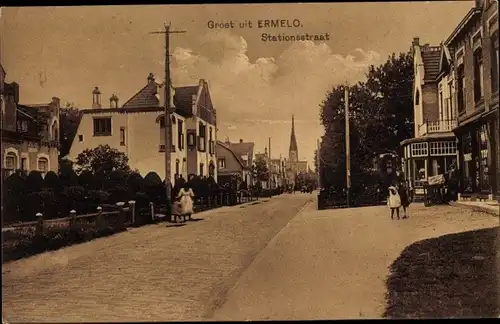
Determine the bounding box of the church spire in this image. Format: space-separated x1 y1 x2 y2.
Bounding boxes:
289 114 298 157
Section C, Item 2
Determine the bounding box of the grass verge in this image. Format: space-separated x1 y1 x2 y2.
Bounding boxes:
384 226 499 319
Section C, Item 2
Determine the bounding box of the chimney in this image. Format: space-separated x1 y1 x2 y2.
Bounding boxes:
51 97 60 108
147 73 155 84
109 94 119 108
412 37 420 47
92 87 102 109
239 139 243 143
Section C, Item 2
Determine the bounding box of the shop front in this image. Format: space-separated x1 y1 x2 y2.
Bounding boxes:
401 136 458 198
455 114 498 197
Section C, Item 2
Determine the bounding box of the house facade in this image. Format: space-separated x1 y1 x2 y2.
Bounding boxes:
1 63 60 178
446 0 499 199
401 0 499 201
222 138 254 186
401 40 459 197
67 74 217 182
216 139 252 187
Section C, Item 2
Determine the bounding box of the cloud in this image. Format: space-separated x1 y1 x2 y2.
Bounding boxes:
171 30 383 163
172 30 382 123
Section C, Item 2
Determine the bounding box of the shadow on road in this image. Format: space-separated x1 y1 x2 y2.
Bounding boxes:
165 223 187 228
187 218 204 222
384 227 499 319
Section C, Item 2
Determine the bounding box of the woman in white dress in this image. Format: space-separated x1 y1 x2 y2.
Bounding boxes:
177 183 195 220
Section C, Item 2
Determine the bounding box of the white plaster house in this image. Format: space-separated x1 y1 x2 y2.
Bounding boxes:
67 73 218 182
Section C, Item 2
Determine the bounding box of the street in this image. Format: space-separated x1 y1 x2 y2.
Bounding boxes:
2 194 498 322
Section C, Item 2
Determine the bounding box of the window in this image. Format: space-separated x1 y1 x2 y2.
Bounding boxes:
447 81 454 120
198 123 206 152
492 32 499 94
178 120 184 150
21 157 27 171
429 141 457 156
478 124 490 191
413 159 426 181
17 120 28 132
93 117 111 136
218 158 226 169
79 134 83 142
175 159 180 175
5 152 17 170
473 47 484 103
209 162 215 177
187 133 196 146
415 89 420 105
199 163 204 176
38 157 48 174
120 127 126 146
457 64 465 113
439 90 444 121
411 142 428 157
462 132 473 192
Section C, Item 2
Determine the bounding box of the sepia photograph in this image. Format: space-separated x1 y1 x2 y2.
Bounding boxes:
1 1 499 321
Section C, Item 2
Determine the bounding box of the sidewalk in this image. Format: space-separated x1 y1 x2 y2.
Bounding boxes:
450 200 499 216
211 201 498 321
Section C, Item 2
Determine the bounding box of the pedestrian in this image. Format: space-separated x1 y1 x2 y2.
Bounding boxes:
398 181 411 219
387 185 402 220
177 182 195 221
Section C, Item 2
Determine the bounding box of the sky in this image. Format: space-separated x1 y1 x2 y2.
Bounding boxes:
0 2 475 167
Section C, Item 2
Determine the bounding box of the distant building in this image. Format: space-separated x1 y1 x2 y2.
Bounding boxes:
67 74 218 181
285 115 308 188
223 138 255 186
216 139 252 188
1 63 60 178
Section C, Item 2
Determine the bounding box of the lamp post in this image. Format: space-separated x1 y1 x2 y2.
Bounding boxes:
344 83 351 207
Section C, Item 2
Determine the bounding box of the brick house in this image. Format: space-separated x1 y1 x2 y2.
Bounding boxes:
221 138 255 186
1 63 60 178
216 139 252 187
446 0 499 200
67 74 218 182
400 40 459 197
401 0 498 201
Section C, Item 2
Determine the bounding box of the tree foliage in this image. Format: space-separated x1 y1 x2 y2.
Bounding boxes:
59 103 82 158
252 155 270 184
75 144 130 178
319 51 413 189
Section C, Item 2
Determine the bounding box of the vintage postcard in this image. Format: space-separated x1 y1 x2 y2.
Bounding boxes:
1 1 499 321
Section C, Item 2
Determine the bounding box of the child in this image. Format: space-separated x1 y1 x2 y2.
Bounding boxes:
387 185 402 220
398 182 411 219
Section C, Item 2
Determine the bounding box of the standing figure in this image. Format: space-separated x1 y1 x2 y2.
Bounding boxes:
387 185 402 220
398 181 411 219
177 182 195 221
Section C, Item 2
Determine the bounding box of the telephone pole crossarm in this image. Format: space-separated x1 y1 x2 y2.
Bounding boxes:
149 24 186 203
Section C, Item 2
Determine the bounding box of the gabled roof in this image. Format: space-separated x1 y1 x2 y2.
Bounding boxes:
445 8 481 46
421 46 441 82
437 43 452 79
216 140 246 169
228 142 254 160
173 85 198 114
121 81 161 109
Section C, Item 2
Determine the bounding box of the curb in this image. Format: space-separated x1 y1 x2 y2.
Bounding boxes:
449 201 500 217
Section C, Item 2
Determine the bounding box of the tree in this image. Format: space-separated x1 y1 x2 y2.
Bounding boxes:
318 50 414 190
59 102 82 158
75 144 130 178
252 155 270 186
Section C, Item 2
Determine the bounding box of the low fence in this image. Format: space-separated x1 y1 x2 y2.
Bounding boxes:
317 187 386 210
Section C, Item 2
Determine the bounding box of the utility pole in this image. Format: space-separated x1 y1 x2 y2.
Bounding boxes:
345 84 351 207
150 23 186 201
317 138 321 189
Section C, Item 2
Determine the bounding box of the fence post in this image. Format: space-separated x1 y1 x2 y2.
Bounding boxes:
35 212 44 237
116 202 126 229
150 202 155 222
96 206 104 231
128 200 136 226
69 209 77 231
